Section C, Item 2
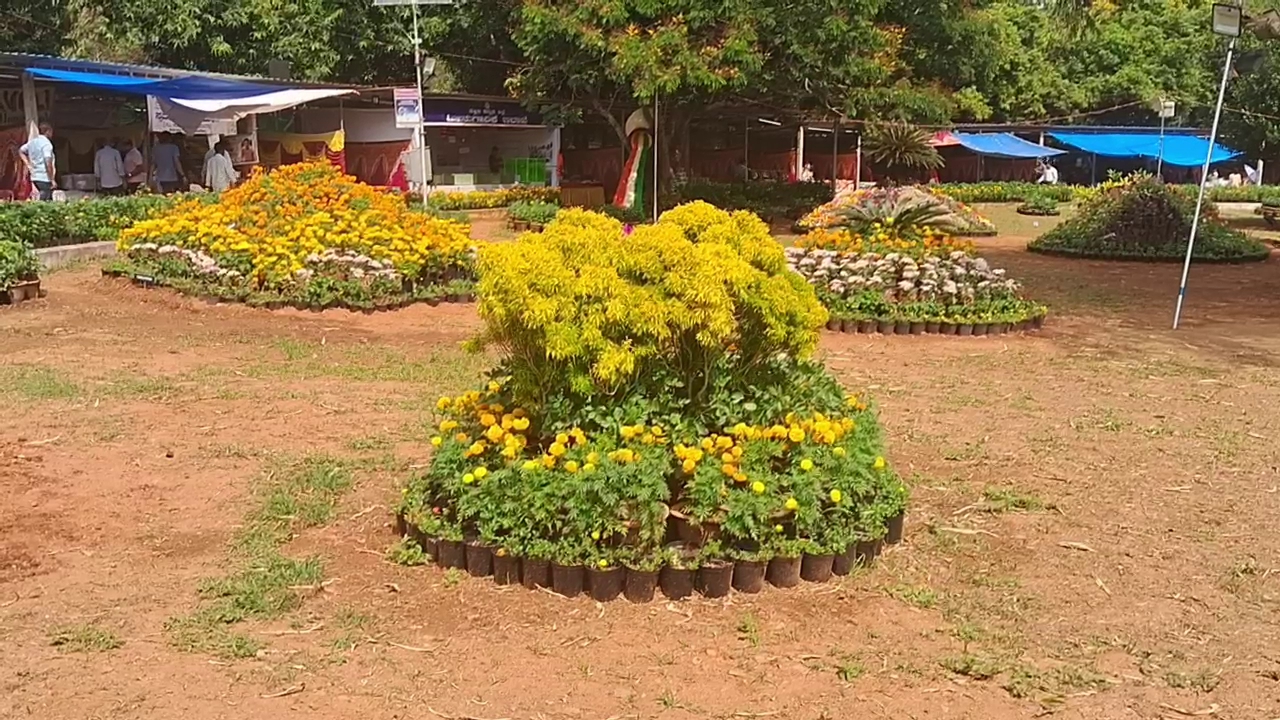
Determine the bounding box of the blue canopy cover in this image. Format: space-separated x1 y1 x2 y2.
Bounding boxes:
952 132 1066 159
24 67 281 100
1048 132 1239 167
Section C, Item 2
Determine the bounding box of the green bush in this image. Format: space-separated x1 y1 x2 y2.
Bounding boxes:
507 200 560 225
1029 175 1269 262
1016 195 1060 216
672 180 833 222
934 182 1080 204
0 240 40 290
0 196 175 248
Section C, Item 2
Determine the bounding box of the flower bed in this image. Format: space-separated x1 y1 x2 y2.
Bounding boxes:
933 182 1081 204
396 202 907 600
109 162 476 310
787 247 1047 332
1029 174 1269 263
1016 195 1060 217
800 186 997 236
507 200 559 230
423 186 560 211
0 195 174 249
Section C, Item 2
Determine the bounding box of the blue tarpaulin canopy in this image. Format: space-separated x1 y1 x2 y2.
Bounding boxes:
25 67 282 100
1048 132 1239 167
952 132 1066 159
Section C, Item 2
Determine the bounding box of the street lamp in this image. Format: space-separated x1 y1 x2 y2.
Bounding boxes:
1172 2 1243 330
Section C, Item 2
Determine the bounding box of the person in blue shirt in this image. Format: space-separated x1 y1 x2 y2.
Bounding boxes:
19 122 56 201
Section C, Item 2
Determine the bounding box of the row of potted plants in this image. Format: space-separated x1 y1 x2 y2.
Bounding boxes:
824 312 1046 336
394 512 904 602
507 200 560 231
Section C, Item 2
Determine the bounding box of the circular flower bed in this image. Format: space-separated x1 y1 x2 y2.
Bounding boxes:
1028 174 1269 263
799 186 997 236
110 162 476 309
1016 195 1060 217
396 202 908 601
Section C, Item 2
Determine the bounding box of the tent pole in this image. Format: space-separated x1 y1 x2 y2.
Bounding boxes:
830 119 839 192
1156 114 1166 179
652 93 659 223
743 120 749 182
1090 153 1096 185
795 125 805 180
1174 36 1236 330
855 132 862 189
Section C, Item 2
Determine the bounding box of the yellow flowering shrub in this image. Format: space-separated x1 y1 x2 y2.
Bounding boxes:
426 186 559 211
475 201 826 392
118 162 473 287
797 225 975 257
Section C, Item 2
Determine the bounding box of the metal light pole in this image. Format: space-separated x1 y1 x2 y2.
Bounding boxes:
1173 3 1242 330
1156 99 1176 179
653 93 660 223
374 0 451 195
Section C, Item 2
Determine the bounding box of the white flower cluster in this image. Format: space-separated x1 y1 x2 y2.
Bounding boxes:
127 242 240 279
786 247 1019 303
303 249 401 282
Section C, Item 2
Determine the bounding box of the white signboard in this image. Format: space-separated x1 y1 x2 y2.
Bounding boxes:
147 96 237 136
394 88 421 129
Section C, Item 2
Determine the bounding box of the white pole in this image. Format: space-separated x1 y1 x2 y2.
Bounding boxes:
855 132 862 189
743 121 749 181
1173 37 1235 330
652 93 659 223
795 125 805 179
1156 114 1166 179
411 0 429 198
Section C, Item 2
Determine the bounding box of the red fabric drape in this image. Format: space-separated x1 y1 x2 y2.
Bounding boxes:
561 147 623 198
345 140 410 186
1 126 31 200
809 153 872 183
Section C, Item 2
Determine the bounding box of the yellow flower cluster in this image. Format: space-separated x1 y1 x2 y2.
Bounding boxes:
475 201 827 386
118 162 472 284
797 225 975 258
428 186 559 211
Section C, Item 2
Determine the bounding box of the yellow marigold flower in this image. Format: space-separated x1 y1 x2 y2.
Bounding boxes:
830 489 843 503
512 417 530 431
800 458 814 472
720 452 735 464
436 397 451 411
716 436 733 450
586 451 600 465
774 524 785 533
731 446 743 459
734 472 747 483
473 466 488 479
874 456 886 470
462 473 475 485
650 425 665 437
751 481 766 494
770 424 787 439
501 414 514 430
570 428 587 444
522 459 539 471
488 380 501 392
833 447 847 458
582 462 596 473
549 442 567 457
565 460 580 473
440 420 459 432
788 427 805 443
700 438 715 451
687 448 703 462
541 454 556 468
430 436 443 447
502 446 517 459
721 463 736 476
682 458 697 473
490 403 504 414
480 413 497 427
785 497 799 511
485 424 505 443
454 432 469 443
556 432 569 445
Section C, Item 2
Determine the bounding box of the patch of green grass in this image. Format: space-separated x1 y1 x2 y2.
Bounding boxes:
347 434 393 452
48 624 123 652
98 373 183 400
249 342 481 388
982 487 1049 513
836 657 864 682
737 612 762 647
386 538 430 566
442 568 466 587
0 365 80 401
166 454 352 659
890 584 939 609
940 653 1003 680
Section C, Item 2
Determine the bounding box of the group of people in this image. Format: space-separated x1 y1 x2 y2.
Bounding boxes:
18 124 239 201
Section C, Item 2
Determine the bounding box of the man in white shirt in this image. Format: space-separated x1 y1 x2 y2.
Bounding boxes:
94 138 126 195
19 122 56 201
120 139 145 193
203 141 238 192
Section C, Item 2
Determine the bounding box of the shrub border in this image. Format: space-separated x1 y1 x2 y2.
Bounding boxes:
100 267 477 311
1026 244 1271 264
824 316 1045 336
392 508 905 601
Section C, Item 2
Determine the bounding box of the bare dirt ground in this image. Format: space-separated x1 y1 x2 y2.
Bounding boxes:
4 235 1280 720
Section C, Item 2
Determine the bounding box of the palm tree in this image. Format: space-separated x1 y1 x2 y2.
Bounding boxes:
862 122 944 182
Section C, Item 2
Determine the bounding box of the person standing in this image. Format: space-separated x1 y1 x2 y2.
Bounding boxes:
93 138 126 196
151 133 186 193
121 139 145 193
203 141 238 192
19 122 56 201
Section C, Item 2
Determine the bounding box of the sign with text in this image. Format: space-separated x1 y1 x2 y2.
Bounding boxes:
422 99 543 127
393 88 421 128
0 87 53 126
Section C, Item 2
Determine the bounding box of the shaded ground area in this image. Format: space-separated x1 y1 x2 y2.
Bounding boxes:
3 237 1280 719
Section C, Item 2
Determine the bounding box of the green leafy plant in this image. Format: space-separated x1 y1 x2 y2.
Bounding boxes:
0 241 40 290
1016 194 1060 216
862 123 944 181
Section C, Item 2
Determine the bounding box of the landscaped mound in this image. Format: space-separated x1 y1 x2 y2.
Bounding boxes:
396 201 908 601
112 162 476 308
1029 174 1269 262
799 185 997 236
